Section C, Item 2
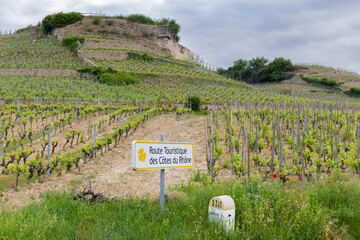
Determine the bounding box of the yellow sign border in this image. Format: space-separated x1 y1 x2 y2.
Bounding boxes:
134 141 194 170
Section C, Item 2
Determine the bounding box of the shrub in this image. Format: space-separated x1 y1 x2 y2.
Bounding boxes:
106 19 114 26
93 16 100 25
300 75 340 89
126 14 155 24
42 12 84 34
142 31 149 37
100 72 139 86
77 67 138 86
127 52 154 62
187 96 201 111
123 30 135 38
61 36 85 51
157 18 181 42
345 87 360 97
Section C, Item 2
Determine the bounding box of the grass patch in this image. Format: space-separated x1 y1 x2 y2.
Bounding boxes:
185 111 208 119
0 177 359 239
0 174 35 191
300 74 341 90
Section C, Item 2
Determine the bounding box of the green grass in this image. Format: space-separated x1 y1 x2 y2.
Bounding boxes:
185 111 208 119
0 176 359 239
0 174 36 191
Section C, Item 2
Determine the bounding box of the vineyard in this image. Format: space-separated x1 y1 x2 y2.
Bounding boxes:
205 98 360 184
0 102 191 191
0 31 84 70
0 14 359 239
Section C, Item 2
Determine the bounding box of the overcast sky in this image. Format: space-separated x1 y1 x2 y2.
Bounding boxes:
1 0 360 72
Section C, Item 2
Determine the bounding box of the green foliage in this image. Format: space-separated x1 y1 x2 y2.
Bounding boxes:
279 88 291 95
127 52 154 62
345 87 360 97
142 31 149 37
247 57 269 83
42 12 84 34
100 72 139 86
2 179 357 239
157 18 181 42
77 66 138 86
106 19 114 26
77 66 116 76
126 14 156 24
186 96 201 111
217 57 292 84
92 16 101 25
261 57 293 82
300 74 340 89
61 36 85 51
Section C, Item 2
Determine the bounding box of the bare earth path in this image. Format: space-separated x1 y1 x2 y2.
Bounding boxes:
0 114 207 209
0 69 78 76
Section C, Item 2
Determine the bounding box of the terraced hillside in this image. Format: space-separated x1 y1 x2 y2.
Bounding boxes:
0 19 249 105
0 13 360 239
255 64 360 102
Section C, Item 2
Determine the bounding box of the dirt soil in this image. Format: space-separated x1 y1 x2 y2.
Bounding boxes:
0 114 207 209
0 69 78 77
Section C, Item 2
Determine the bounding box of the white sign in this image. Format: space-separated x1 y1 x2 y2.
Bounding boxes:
209 195 235 232
132 141 193 170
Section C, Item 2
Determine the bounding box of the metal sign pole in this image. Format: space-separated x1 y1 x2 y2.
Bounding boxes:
160 133 165 212
47 123 51 175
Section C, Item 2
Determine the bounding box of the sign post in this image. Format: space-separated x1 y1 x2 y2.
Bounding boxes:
160 133 165 211
132 134 193 211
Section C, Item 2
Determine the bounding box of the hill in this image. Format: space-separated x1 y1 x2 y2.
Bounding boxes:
0 12 359 239
255 64 360 102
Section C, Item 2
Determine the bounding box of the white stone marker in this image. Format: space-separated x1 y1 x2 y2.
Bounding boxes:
208 195 235 232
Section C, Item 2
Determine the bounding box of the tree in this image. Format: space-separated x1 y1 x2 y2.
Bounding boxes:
246 57 269 83
217 56 292 84
260 57 293 82
231 59 248 81
42 12 84 34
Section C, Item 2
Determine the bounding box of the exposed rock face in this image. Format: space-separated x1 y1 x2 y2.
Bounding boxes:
155 35 192 60
281 74 307 84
